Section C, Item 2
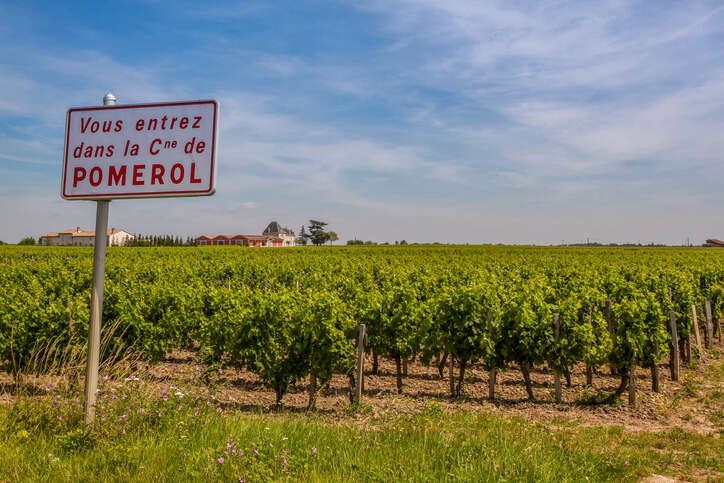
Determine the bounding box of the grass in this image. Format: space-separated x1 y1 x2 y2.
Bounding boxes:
1 397 722 482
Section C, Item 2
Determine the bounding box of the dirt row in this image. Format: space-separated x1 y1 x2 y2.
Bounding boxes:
2 347 722 435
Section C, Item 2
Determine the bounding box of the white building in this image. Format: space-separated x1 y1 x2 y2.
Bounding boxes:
40 227 134 247
262 221 296 247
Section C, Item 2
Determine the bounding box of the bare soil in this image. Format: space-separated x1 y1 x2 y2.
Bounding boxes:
2 346 722 437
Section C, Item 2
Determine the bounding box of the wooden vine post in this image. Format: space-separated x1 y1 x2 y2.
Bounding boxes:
355 324 366 403
651 336 659 393
449 355 455 399
691 305 702 352
669 311 679 382
553 313 562 404
487 311 496 400
585 317 594 386
705 301 713 349
629 360 636 405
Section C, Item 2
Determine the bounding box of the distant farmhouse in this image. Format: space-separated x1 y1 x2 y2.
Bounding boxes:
703 239 724 247
262 221 296 246
196 221 295 247
40 227 134 247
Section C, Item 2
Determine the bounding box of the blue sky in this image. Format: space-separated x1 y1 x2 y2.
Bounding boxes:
1 0 724 244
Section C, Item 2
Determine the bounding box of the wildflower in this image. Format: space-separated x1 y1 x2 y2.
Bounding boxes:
218 368 223 374
217 407 223 413
163 395 169 401
103 375 109 381
624 461 630 466
269 443 273 448
282 437 288 441
312 446 317 455
227 442 233 448
207 401 212 406
174 391 184 398
158 412 163 417
122 429 126 435
253 448 258 455
178 406 184 411
238 478 246 483
138 408 146 414
45 386 51 392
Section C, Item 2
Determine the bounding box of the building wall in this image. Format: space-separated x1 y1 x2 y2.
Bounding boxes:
109 231 134 246
72 236 94 247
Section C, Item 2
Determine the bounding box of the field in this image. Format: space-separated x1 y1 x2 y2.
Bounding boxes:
1 245 723 481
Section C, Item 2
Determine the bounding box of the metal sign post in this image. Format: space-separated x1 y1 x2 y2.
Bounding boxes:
83 93 115 425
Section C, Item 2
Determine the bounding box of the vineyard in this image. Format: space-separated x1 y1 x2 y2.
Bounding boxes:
1 244 723 409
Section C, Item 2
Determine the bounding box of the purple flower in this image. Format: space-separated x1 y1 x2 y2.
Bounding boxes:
158 412 163 417
312 446 317 455
218 457 224 464
624 461 630 466
281 456 287 467
178 405 183 411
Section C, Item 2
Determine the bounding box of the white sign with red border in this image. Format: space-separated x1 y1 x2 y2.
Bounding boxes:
62 100 218 199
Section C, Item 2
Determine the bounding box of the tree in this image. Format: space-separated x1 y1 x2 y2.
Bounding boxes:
18 237 35 246
346 239 363 245
297 226 308 246
307 220 330 246
328 231 338 246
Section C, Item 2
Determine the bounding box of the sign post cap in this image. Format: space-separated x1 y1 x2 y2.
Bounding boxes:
103 93 117 106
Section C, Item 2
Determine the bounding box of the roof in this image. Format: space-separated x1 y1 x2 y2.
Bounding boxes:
263 221 294 236
42 233 59 238
47 228 132 237
241 235 273 240
706 239 724 245
196 234 284 241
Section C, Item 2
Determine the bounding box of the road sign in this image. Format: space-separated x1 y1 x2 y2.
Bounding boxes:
68 94 219 427
62 100 218 199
